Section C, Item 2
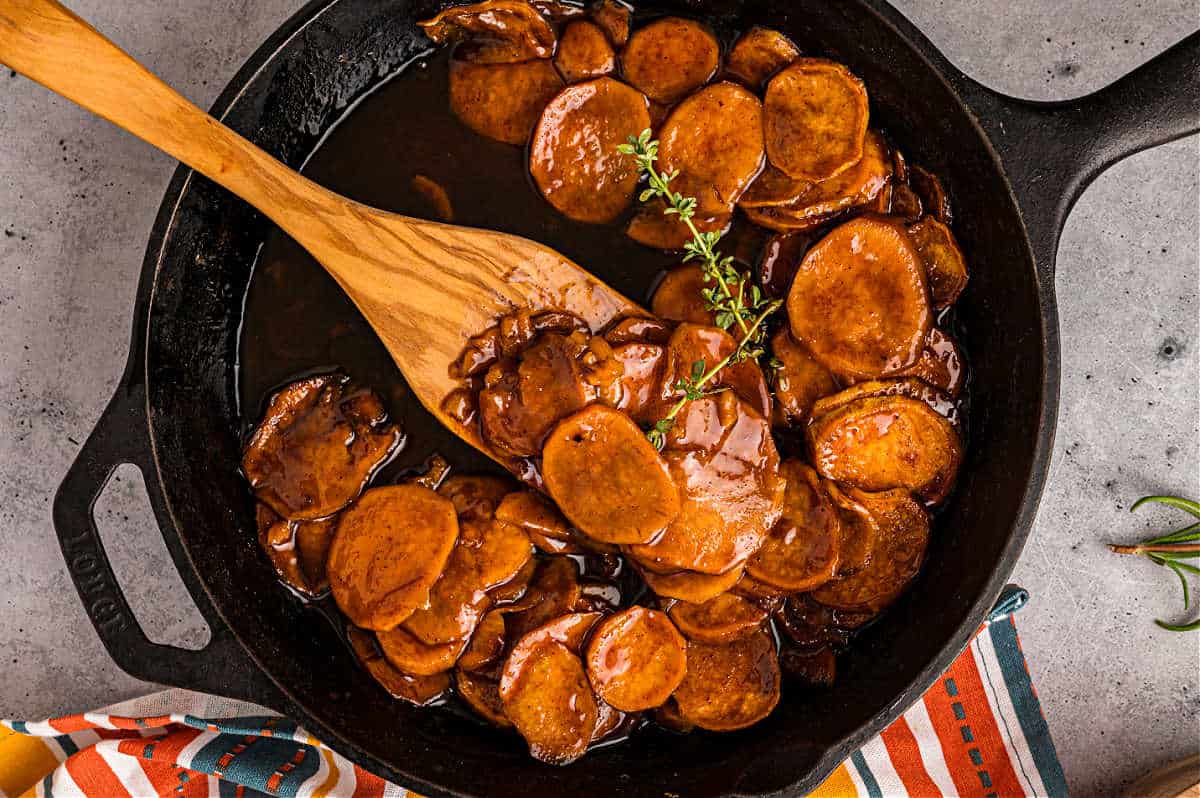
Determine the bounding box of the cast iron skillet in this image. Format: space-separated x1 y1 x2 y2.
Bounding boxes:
51 0 1198 795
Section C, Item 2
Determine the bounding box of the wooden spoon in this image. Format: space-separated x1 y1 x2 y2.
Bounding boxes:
0 0 641 462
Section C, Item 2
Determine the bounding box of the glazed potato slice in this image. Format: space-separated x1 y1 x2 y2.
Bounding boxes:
741 130 890 222
489 557 538 605
604 342 667 423
590 0 631 46
628 393 785 575
555 21 616 82
757 231 813 298
726 27 801 88
543 404 681 544
495 489 573 544
747 461 840 590
651 266 718 326
438 474 516 522
242 376 400 521
328 485 459 631
770 328 838 426
377 625 468 676
256 506 336 597
810 377 959 431
348 628 451 706
910 165 953 224
808 394 963 503
765 58 869 181
499 639 598 764
896 328 964 397
456 668 511 727
813 489 930 613
586 607 687 711
626 201 730 250
663 323 771 420
668 592 767 643
621 18 720 104
604 315 673 346
741 205 841 235
732 572 788 601
640 564 745 604
449 58 563 145
418 0 556 63
908 216 968 309
658 83 766 218
531 78 651 223
824 481 880 576
786 216 931 378
672 629 781 731
500 558 584 640
459 608 508 672
890 183 924 223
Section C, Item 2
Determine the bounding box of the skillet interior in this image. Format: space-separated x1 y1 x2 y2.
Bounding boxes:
143 0 1045 794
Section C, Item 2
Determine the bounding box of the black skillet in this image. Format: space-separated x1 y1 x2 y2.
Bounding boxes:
50 0 1199 795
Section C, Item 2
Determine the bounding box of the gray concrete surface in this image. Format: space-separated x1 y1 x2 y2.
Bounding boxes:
0 1 1196 794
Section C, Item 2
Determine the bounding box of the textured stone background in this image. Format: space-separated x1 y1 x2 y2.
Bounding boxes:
0 1 1196 794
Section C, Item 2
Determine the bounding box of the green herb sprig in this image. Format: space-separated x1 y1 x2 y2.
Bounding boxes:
1109 494 1200 632
618 129 782 449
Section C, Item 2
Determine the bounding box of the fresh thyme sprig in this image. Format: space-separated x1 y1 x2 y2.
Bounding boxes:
1109 494 1200 632
618 129 782 449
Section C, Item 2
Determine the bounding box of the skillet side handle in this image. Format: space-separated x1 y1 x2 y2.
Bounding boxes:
53 377 285 709
953 30 1200 276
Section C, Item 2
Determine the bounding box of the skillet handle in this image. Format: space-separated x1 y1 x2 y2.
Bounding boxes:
951 30 1200 276
53 376 286 709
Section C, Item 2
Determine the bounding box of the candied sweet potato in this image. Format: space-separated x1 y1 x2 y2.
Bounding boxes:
662 323 771 421
328 485 459 631
672 629 780 731
808 394 962 503
908 216 968 309
242 376 400 521
555 20 616 82
257 506 337 597
418 0 556 63
625 201 730 250
456 668 512 727
500 639 598 764
500 558 584 640
757 232 813 298
786 216 931 378
910 165 953 224
896 327 964 397
764 59 869 181
604 341 667 423
812 489 930 613
810 377 959 431
490 557 538 605
658 82 766 218
530 77 651 223
621 18 720 104
769 328 838 426
450 58 563 145
590 0 630 46
348 628 451 706
726 26 800 89
585 607 687 711
668 592 766 643
459 608 508 672
377 625 468 676
824 481 880 576
747 460 840 590
651 266 718 326
543 404 680 544
639 564 745 604
438 474 516 522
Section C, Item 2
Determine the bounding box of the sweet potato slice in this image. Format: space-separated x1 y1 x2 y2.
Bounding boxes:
621 18 720 104
604 342 667 423
747 460 840 591
490 557 538 605
500 558 584 640
765 59 869 181
591 0 630 46
890 183 923 223
627 393 785 575
786 216 931 378
732 572 788 601
742 130 890 223
654 697 695 733
604 315 673 345
626 202 730 250
770 328 838 426
810 377 959 431
377 625 468 676
543 404 680 545
657 82 766 219
450 58 563 145
349 628 451 706
672 629 780 731
496 489 572 543
908 216 968 309
808 394 963 503
499 639 598 764
662 323 771 421
592 698 627 742
742 205 842 235
910 165 953 224
651 266 718 326
509 611 605 660
242 376 400 521
668 592 766 643
757 232 813 298
530 77 651 223
824 481 880 576
438 474 514 519
726 27 800 89
640 564 745 603
896 327 964 397
418 1 556 63
460 608 508 672
256 507 337 597
456 669 511 727
328 485 459 631
585 607 686 711
812 489 930 613
555 21 616 82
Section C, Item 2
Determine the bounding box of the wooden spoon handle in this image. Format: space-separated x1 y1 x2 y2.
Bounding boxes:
0 0 359 246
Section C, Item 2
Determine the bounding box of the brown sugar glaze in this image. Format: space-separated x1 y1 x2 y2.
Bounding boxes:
239 14 967 749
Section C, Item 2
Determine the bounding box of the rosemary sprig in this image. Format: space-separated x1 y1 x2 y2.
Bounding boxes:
618 129 782 448
1109 494 1200 632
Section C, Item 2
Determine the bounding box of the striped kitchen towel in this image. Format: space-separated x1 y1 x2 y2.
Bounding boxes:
0 586 1065 797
